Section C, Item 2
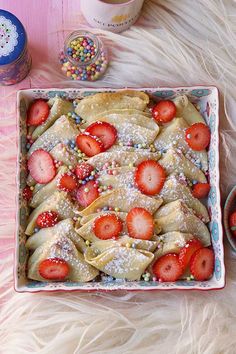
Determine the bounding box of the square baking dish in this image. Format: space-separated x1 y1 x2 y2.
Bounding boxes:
15 86 225 292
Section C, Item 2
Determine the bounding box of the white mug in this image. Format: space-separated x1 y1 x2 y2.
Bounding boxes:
80 0 145 33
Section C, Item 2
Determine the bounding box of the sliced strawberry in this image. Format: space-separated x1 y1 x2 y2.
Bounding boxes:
179 239 203 270
126 207 154 240
39 258 69 280
190 248 214 281
28 149 56 184
75 162 94 180
27 99 50 126
76 180 99 207
152 100 176 123
134 160 166 195
36 211 59 228
152 253 183 282
22 186 33 201
85 122 117 150
229 211 236 237
76 132 104 157
192 183 210 199
185 123 211 151
57 173 77 192
93 213 123 240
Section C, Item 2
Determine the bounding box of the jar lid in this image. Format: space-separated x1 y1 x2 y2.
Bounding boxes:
0 9 27 65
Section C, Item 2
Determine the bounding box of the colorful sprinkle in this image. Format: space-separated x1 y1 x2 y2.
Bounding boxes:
59 32 108 82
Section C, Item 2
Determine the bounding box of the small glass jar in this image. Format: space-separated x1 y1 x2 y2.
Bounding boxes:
59 30 108 81
0 10 31 85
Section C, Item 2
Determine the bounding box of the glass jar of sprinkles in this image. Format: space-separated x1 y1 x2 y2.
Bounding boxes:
0 10 31 85
59 30 108 81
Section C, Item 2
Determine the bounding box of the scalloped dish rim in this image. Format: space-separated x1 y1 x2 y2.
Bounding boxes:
14 86 225 292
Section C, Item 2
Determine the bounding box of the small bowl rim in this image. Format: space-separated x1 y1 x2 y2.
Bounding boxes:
224 185 236 252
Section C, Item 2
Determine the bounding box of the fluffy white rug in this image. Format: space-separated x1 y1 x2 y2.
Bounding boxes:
1 0 236 353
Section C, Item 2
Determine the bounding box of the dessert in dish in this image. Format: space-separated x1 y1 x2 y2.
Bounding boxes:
23 90 214 284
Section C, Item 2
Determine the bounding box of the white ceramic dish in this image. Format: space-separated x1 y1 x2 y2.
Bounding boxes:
15 86 225 292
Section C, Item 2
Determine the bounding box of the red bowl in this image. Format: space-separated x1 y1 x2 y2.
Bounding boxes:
223 185 236 252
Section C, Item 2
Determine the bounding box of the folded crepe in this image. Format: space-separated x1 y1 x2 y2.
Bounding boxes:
75 90 149 120
81 111 158 132
87 236 158 254
154 117 208 171
96 108 152 118
160 175 209 222
173 95 205 125
154 200 211 246
78 211 161 241
152 231 194 260
98 168 135 189
117 235 158 252
79 188 163 217
28 116 79 156
25 191 77 235
109 145 151 153
50 143 79 168
159 148 207 183
30 166 68 208
85 243 154 281
32 98 73 139
26 219 87 253
87 150 160 170
86 119 158 146
76 212 128 243
28 235 99 282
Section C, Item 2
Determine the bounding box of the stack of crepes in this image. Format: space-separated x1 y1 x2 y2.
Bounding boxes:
24 90 211 282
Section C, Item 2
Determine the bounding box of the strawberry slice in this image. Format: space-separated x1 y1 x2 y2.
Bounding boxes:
76 180 99 207
27 99 50 126
134 160 166 195
190 248 214 281
76 132 104 157
85 122 117 150
229 211 236 237
185 123 211 151
57 173 77 192
179 239 203 270
39 258 69 280
152 100 176 123
152 253 183 282
93 214 123 240
28 149 56 184
192 183 210 199
22 186 33 201
36 211 59 228
75 162 94 180
126 207 154 240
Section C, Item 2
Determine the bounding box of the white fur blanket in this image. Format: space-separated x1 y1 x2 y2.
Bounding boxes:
1 1 236 353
